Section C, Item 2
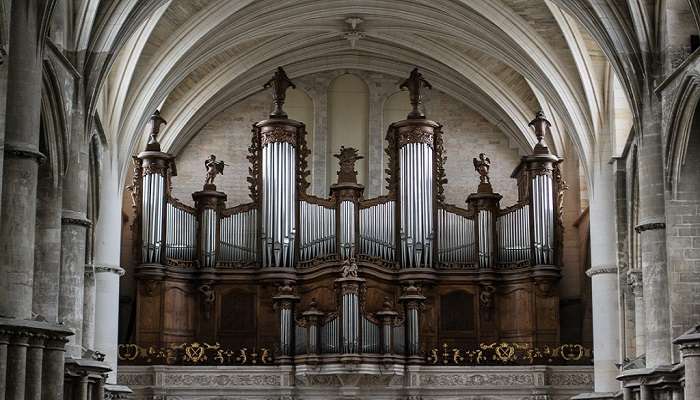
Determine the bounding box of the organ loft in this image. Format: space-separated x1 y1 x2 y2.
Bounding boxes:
121 67 577 373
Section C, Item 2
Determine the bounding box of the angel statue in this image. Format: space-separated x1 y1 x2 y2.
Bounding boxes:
341 258 359 278
473 153 491 184
205 154 226 186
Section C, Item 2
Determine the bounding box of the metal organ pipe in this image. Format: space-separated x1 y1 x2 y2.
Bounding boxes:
399 142 434 268
141 173 166 263
532 174 554 265
261 140 296 268
359 201 395 261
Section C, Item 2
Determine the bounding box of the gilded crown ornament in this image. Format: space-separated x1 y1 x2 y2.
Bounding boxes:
264 66 296 118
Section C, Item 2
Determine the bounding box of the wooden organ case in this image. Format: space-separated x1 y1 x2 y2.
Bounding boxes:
128 68 567 366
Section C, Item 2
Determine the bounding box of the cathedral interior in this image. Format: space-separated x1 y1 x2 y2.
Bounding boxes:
1 1 700 399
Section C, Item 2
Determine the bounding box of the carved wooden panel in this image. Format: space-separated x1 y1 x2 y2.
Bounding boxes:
162 284 196 344
438 289 477 347
499 285 534 344
218 288 257 349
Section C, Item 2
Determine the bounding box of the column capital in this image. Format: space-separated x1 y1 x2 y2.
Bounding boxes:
586 264 617 277
634 221 665 233
93 264 125 276
673 324 700 357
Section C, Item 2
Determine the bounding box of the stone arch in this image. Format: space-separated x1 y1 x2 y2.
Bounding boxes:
665 73 700 197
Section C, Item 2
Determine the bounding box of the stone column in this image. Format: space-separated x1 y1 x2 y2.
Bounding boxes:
366 84 389 197
25 335 45 400
59 137 90 359
310 81 329 196
42 336 68 400
0 0 46 320
33 169 63 322
673 325 700 400
82 266 96 351
638 98 671 367
627 270 646 356
5 335 29 400
94 151 126 383
586 146 621 394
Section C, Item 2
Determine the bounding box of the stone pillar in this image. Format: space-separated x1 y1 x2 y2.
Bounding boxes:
627 270 646 356
82 267 96 350
33 169 63 322
366 84 389 197
59 137 91 359
586 144 621 394
25 335 45 400
638 98 671 367
0 0 46 320
673 325 700 400
5 335 29 400
42 336 68 400
310 82 329 196
93 150 126 383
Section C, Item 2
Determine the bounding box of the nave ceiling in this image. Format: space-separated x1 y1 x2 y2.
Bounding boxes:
32 0 656 187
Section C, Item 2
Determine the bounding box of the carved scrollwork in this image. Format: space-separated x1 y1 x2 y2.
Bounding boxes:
398 127 434 147
247 127 261 202
261 126 297 147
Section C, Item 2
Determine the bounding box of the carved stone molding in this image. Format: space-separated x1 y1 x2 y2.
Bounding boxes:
61 216 93 228
3 143 46 163
94 264 126 276
634 222 666 233
162 373 281 387
419 372 534 386
585 265 617 277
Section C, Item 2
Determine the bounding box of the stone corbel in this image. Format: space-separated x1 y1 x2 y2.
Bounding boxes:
585 264 617 277
627 270 643 297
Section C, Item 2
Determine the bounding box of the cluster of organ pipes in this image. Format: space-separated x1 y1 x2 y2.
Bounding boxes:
133 68 563 273
359 199 396 261
299 200 336 262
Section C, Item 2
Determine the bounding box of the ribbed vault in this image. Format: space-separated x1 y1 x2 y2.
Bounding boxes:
89 0 648 186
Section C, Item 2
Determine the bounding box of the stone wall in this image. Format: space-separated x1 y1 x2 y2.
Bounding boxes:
170 70 524 207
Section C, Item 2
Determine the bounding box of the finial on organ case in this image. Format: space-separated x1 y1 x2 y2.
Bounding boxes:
400 67 432 119
146 109 167 151
528 111 552 154
333 146 363 184
264 66 296 118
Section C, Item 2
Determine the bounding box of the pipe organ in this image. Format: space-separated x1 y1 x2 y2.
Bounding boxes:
130 68 567 368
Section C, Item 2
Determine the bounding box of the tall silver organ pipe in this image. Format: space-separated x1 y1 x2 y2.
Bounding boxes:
320 316 339 353
299 200 336 261
219 207 257 263
361 315 380 353
295 323 307 355
200 208 218 267
261 141 296 268
392 322 405 354
477 209 493 268
341 289 359 353
338 200 355 259
496 205 530 263
437 208 476 264
141 172 166 263
359 200 395 261
399 142 434 268
532 174 554 265
165 202 197 260
279 306 292 356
